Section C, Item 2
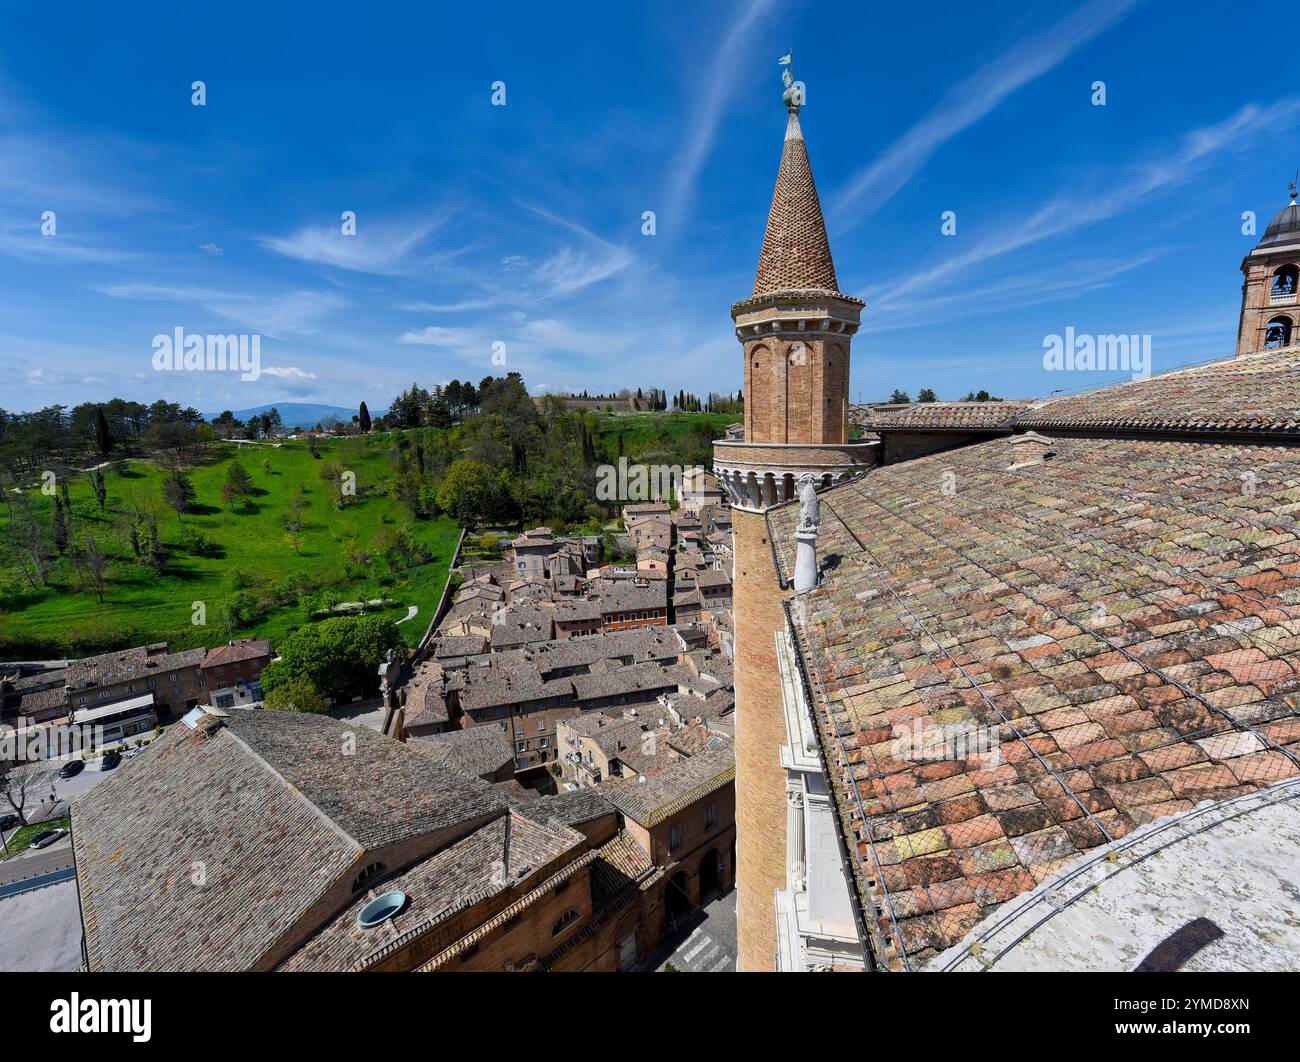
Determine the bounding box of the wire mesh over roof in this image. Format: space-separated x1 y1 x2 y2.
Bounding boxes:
772 433 1300 969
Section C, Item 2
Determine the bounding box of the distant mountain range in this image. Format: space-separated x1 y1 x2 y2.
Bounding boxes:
221 403 375 429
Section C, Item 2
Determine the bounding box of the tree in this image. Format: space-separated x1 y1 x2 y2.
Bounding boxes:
263 675 327 714
211 410 244 437
260 614 403 703
917 387 937 403
2 492 51 588
163 470 196 521
73 534 109 603
88 467 107 510
52 496 69 554
95 407 112 455
434 459 500 526
0 759 37 830
358 401 372 433
888 389 911 404
220 461 255 508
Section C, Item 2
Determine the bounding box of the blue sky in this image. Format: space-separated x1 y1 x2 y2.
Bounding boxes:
1 0 1296 414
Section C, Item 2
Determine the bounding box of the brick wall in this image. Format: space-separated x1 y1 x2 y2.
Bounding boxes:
730 507 791 971
743 336 849 445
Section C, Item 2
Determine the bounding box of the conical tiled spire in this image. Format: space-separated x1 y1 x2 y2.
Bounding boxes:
753 105 840 296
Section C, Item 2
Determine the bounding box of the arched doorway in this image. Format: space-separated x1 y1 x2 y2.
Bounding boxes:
698 847 722 904
665 871 691 927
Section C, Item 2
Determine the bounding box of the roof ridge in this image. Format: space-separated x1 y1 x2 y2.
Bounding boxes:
220 723 366 855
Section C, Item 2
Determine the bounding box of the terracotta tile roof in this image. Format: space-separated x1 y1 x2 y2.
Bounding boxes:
201 638 271 668
752 110 843 297
771 433 1300 969
409 725 514 779
589 832 654 908
601 742 735 827
526 788 617 829
280 812 584 972
67 643 205 690
1020 348 1300 435
851 401 1032 432
73 710 514 971
431 634 488 658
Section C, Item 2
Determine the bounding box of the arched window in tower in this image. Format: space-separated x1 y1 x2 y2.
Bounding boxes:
1264 316 1293 349
1271 266 1298 304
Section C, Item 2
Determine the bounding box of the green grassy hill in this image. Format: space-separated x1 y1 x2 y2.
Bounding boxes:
0 437 459 658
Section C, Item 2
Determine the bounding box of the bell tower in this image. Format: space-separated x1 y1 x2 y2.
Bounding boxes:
715 64 875 971
1237 181 1300 355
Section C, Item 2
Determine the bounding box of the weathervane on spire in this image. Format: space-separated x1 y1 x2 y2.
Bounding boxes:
779 51 804 113
1291 172 1298 204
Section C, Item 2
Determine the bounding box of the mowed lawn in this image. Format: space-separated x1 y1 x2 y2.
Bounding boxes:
594 412 736 453
0 437 460 656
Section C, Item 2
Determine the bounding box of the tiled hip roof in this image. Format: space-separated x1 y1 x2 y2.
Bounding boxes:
774 434 1300 969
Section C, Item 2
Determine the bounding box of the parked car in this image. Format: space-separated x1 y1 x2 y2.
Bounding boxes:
30 828 68 849
59 759 85 779
100 751 122 771
0 814 19 832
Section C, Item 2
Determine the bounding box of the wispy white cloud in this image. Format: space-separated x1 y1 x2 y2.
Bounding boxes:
830 0 1142 230
259 214 459 275
97 282 346 337
864 250 1170 332
664 0 777 228
0 231 143 265
397 325 482 348
395 297 503 314
867 98 1300 313
259 365 317 380
507 201 634 301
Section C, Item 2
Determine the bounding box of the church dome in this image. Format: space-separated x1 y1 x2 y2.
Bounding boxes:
1260 194 1300 248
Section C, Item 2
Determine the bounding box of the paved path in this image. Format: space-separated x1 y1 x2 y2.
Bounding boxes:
642 889 737 972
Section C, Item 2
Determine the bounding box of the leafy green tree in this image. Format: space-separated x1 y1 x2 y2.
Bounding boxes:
262 675 327 714
260 614 403 703
358 401 372 433
435 458 500 525
888 389 911 404
917 388 937 402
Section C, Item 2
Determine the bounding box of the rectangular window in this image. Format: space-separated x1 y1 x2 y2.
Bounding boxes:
705 801 716 829
669 823 683 852
517 741 527 753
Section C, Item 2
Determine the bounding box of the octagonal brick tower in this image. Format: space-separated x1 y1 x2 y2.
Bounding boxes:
715 78 875 971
